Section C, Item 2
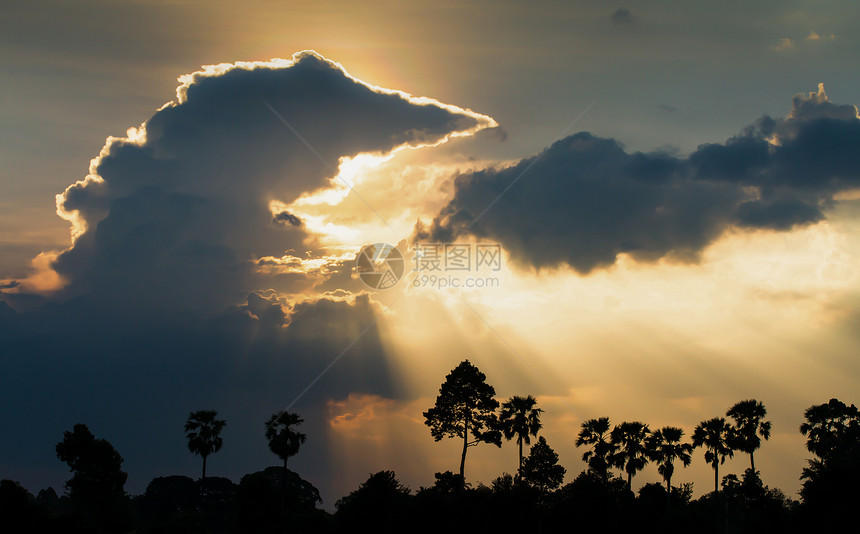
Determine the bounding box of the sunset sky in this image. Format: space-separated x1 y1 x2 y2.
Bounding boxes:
3 0 860 507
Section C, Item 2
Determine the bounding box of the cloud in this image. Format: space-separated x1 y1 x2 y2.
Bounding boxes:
327 393 398 438
273 210 303 227
772 37 794 51
775 32 836 52
788 83 858 122
39 50 494 315
0 50 496 500
419 85 860 273
805 31 836 42
610 8 637 25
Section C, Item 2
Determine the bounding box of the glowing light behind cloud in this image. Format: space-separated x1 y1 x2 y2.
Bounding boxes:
285 150 502 249
352 204 860 499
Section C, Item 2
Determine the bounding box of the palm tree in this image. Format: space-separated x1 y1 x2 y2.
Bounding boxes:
265 410 307 472
648 426 693 496
185 410 226 496
609 421 651 491
575 417 615 481
726 399 771 472
499 395 543 470
692 417 734 493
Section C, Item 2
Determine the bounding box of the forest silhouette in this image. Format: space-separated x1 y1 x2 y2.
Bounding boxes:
1 359 858 533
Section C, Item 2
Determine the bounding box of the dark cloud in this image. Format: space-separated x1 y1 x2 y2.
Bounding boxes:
734 196 824 230
0 290 396 504
480 125 509 142
610 8 637 25
273 210 303 227
419 133 744 272
420 86 860 273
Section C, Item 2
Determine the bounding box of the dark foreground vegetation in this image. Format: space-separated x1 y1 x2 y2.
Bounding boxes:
2 361 858 533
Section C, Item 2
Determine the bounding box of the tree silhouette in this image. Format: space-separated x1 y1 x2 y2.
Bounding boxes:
609 421 651 491
56 423 129 532
799 398 860 461
519 436 566 493
236 467 323 533
0 479 43 532
798 398 860 529
185 410 226 496
647 426 693 499
692 417 734 493
499 395 543 470
423 360 502 482
727 399 771 472
575 417 615 481
335 471 411 532
265 410 307 471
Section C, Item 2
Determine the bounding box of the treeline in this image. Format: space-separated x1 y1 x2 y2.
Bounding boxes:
1 360 858 533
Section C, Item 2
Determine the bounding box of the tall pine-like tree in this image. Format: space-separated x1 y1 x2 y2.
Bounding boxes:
424 360 502 482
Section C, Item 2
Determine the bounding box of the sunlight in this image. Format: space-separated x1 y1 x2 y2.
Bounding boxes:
360 214 860 499
336 153 395 189
283 151 487 248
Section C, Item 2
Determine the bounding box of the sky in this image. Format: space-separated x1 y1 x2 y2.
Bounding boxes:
2 0 860 508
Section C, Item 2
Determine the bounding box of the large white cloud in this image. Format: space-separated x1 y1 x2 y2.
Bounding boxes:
38 50 494 313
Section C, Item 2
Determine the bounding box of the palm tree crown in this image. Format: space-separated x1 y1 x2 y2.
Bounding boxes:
265 410 307 470
647 426 693 495
609 421 651 490
726 399 771 472
575 417 615 480
692 417 734 493
499 395 543 469
185 410 226 486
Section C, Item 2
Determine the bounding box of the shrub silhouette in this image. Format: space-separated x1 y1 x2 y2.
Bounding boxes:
0 479 46 532
335 471 411 533
518 436 565 493
236 467 324 534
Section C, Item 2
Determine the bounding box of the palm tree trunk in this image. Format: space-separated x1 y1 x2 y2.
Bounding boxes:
281 456 288 527
627 470 632 491
666 474 672 510
201 455 207 498
714 462 719 493
518 437 523 470
750 452 755 472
